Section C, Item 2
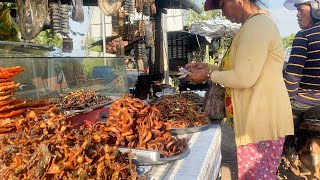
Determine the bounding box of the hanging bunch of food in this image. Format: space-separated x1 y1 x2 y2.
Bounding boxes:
117 11 135 41
106 0 156 45
134 43 147 62
143 0 151 16
16 0 48 40
50 2 69 36
133 20 145 37
150 0 156 15
124 0 135 15
113 10 125 36
135 0 143 13
135 0 156 16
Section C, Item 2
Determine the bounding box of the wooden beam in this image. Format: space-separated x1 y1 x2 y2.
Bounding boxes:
161 11 169 85
1 0 98 6
154 8 163 74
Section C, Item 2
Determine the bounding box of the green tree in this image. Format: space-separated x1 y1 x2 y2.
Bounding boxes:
34 29 63 48
185 10 222 25
0 3 20 41
282 33 295 48
184 1 222 25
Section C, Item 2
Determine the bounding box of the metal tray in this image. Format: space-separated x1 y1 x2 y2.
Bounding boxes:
117 145 190 166
170 124 210 135
60 101 114 116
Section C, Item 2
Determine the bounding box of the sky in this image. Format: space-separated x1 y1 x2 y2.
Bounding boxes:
62 0 300 56
267 0 300 37
196 0 301 37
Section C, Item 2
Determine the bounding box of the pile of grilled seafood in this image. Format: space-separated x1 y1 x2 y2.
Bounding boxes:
105 95 187 157
0 109 138 179
153 95 208 128
177 92 204 104
50 90 113 110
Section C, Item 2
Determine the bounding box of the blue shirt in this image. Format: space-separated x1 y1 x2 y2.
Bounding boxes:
284 22 320 106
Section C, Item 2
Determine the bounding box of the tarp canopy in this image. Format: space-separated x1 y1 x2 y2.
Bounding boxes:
189 19 241 42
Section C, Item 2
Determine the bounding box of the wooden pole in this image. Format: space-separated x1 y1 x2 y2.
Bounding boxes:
154 9 162 74
161 11 169 85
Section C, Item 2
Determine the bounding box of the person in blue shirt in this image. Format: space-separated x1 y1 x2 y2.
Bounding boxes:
283 0 320 110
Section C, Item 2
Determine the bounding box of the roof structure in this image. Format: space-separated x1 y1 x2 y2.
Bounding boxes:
2 0 203 14
189 19 241 41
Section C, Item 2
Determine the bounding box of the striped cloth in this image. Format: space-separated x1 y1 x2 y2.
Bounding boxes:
144 124 222 180
284 22 320 106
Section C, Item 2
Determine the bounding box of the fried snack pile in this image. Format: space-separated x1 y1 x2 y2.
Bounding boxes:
51 90 113 110
0 66 51 133
0 66 25 79
0 67 138 179
105 95 187 157
0 109 138 179
0 66 25 119
153 95 209 128
177 92 204 104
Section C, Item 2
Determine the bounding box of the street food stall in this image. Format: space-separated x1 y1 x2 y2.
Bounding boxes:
0 61 221 179
0 0 222 179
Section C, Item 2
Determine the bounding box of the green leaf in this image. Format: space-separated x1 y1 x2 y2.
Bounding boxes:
282 33 295 48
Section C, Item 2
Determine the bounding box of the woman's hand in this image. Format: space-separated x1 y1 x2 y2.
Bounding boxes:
186 68 210 83
185 62 208 73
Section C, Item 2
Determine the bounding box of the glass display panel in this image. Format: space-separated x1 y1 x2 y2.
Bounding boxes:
0 57 129 99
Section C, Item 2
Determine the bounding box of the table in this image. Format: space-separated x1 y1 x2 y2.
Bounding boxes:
142 124 222 180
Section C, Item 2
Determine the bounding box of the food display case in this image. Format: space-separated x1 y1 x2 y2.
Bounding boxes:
0 57 129 100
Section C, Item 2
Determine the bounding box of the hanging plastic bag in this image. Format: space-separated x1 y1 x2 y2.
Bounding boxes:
145 20 155 47
203 81 226 121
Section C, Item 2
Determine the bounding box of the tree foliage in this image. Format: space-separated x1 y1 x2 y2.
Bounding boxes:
184 0 223 25
185 9 222 25
282 33 295 48
0 3 20 41
34 29 63 48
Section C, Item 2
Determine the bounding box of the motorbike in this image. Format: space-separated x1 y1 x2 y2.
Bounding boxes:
282 105 320 179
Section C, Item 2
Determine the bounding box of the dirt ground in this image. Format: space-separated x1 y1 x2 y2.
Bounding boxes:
219 123 302 180
220 123 238 180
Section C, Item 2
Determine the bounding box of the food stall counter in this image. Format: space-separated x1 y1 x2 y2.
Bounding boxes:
144 124 221 180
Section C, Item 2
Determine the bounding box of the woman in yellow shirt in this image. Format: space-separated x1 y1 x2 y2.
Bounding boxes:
186 0 294 179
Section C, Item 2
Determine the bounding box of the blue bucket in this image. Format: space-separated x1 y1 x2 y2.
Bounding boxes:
92 66 114 83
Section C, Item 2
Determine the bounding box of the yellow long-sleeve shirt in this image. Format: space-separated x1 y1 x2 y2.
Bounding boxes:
210 14 294 146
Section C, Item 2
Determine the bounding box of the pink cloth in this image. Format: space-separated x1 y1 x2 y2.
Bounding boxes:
237 137 285 180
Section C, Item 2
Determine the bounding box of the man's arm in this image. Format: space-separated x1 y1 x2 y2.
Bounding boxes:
283 31 308 98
